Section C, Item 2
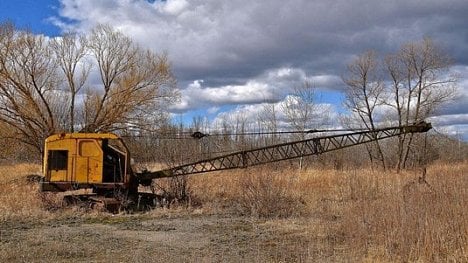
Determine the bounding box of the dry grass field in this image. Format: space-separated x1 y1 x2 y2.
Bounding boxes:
0 162 466 262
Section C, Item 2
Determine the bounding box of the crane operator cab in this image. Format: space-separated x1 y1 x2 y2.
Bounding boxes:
39 133 137 194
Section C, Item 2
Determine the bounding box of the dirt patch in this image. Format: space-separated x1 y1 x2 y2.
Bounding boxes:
0 211 348 262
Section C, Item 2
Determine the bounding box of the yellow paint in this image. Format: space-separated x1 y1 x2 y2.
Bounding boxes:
44 133 119 184
50 169 67 181
75 139 102 183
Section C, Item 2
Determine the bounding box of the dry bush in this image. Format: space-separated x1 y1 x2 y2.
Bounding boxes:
190 168 328 218
235 169 306 218
189 163 467 260
150 176 200 208
186 171 241 212
1 161 466 261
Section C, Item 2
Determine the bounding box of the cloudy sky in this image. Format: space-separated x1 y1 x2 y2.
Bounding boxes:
1 0 468 138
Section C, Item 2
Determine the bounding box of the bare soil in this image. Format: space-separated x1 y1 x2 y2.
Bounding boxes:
0 210 347 262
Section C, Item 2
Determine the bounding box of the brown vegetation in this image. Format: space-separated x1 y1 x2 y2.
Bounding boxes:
0 22 178 155
0 164 45 221
1 162 466 262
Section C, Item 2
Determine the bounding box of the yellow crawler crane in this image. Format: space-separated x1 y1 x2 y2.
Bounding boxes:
39 122 432 211
40 133 139 210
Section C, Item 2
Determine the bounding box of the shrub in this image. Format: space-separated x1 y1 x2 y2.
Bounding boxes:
235 169 306 218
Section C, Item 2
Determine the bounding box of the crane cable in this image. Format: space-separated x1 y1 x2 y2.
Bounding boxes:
122 127 371 140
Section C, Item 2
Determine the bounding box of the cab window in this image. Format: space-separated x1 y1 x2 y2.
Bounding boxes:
48 150 68 170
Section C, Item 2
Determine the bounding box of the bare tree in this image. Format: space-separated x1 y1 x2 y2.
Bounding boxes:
50 33 90 132
385 38 457 170
343 50 387 170
258 101 280 146
233 111 249 149
282 81 328 136
0 23 59 153
281 81 327 169
82 25 178 133
0 23 178 156
384 53 407 171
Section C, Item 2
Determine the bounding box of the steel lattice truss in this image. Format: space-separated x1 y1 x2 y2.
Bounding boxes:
138 122 431 179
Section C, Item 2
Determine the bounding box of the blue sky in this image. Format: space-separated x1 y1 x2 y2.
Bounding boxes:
1 0 468 138
0 0 61 36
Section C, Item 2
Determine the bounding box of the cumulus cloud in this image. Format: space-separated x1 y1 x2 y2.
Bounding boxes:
53 0 468 80
170 67 341 111
160 0 189 15
51 0 468 138
210 95 337 132
435 65 468 116
428 115 468 140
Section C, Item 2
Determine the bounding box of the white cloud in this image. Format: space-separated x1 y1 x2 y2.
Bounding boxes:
53 0 468 81
211 95 336 131
160 0 189 15
429 114 468 127
171 79 272 111
207 106 220 115
170 67 341 111
52 0 468 138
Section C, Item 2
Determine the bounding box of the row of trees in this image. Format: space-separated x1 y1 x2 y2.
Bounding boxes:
0 22 178 155
343 38 458 171
126 112 467 173
121 81 332 170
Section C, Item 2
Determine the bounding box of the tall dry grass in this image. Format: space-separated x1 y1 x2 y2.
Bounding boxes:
189 162 468 261
189 167 344 217
0 162 466 261
0 163 82 222
0 164 47 221
338 163 467 262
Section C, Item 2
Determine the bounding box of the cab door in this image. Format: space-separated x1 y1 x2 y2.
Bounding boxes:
74 139 103 183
